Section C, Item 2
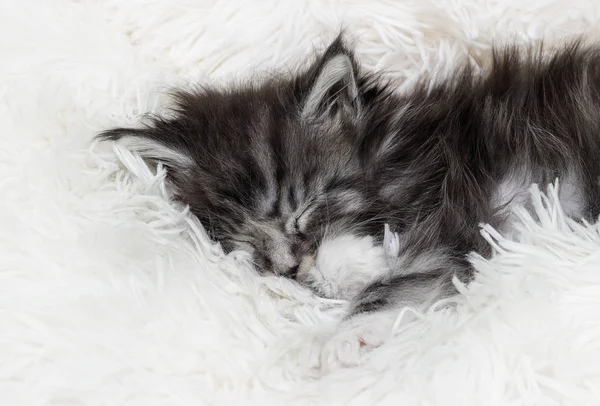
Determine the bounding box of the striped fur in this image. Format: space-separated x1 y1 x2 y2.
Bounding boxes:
101 36 600 317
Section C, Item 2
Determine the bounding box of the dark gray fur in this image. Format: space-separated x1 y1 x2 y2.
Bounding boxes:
101 36 600 317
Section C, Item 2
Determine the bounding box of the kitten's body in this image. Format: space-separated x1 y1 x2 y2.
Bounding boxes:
102 37 600 327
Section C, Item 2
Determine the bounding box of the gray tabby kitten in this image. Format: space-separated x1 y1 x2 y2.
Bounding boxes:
101 36 600 322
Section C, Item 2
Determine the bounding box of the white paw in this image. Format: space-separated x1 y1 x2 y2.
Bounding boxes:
300 233 388 300
313 310 399 373
318 325 384 371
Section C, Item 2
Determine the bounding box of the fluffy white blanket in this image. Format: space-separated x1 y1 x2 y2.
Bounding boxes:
2 1 600 404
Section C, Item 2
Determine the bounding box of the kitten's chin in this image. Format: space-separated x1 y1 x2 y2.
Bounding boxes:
296 234 390 301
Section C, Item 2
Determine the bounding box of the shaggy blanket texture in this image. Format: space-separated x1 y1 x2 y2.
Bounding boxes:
3 0 600 404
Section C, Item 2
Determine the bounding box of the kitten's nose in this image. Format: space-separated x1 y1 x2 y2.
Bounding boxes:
271 254 300 277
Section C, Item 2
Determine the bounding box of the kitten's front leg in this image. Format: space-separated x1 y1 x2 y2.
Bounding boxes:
299 233 392 300
316 246 469 372
299 224 403 301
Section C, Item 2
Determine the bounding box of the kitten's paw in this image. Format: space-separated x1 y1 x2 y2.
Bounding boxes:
314 310 398 373
318 323 384 371
300 234 388 300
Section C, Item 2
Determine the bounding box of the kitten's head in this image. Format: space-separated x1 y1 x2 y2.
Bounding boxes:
102 37 380 279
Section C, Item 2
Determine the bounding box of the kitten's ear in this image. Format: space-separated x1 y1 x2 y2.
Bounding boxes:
99 128 194 175
302 37 360 120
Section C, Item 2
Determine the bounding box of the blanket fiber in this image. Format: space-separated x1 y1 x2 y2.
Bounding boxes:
2 0 600 405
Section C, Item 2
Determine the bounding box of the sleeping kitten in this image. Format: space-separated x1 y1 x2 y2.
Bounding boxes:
101 35 600 366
